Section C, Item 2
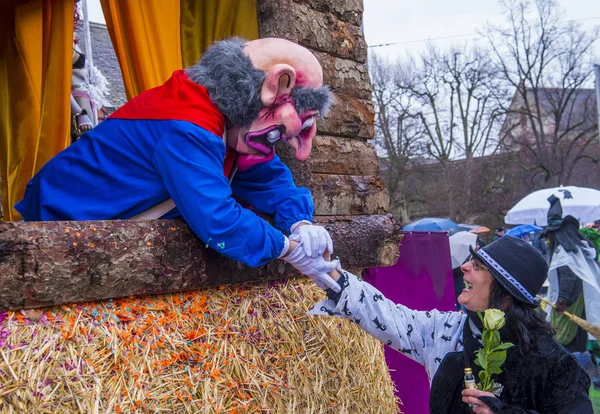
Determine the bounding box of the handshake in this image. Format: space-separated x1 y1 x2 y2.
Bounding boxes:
280 223 342 292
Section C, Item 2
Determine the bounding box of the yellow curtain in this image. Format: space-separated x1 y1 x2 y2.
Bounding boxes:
100 0 182 99
180 0 259 68
0 0 73 221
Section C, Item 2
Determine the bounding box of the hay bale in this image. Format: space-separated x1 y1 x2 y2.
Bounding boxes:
0 278 399 413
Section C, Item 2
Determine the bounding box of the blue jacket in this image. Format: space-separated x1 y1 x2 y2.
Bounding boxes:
15 118 314 267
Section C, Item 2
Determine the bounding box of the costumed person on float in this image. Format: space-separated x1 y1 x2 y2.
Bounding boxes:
70 0 110 142
70 1 93 141
543 195 600 387
15 37 340 292
70 41 93 141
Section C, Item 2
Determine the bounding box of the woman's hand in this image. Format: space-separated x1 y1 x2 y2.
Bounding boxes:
461 389 496 414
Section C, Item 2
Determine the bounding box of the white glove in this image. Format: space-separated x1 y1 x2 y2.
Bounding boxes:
290 224 333 258
281 242 341 292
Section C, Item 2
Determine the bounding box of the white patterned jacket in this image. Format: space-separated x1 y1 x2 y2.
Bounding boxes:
308 270 468 384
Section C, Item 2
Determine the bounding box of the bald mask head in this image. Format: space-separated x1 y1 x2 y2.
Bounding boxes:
186 37 332 170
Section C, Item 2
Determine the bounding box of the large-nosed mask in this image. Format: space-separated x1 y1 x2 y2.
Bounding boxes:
186 37 331 171
228 39 330 170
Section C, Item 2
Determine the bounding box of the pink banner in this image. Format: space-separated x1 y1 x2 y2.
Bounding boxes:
363 231 456 414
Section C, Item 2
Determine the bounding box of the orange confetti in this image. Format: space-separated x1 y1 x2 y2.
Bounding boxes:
89 243 95 248
146 241 152 246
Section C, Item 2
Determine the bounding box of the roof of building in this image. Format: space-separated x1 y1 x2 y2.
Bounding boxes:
538 88 597 130
508 87 597 131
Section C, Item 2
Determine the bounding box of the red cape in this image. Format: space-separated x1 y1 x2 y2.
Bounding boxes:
110 70 236 176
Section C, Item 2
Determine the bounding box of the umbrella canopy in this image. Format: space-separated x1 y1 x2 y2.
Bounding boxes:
505 186 600 226
469 226 490 234
449 232 477 269
448 224 478 236
505 224 542 238
403 217 459 232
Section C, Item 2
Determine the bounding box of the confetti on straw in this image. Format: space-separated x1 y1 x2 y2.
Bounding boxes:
0 278 400 413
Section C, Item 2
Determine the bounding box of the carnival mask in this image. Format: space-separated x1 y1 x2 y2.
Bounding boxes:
226 38 331 170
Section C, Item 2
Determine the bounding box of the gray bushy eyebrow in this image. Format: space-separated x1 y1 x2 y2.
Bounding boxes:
291 86 333 117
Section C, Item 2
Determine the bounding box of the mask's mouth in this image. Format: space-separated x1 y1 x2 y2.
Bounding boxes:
245 125 284 156
463 280 474 292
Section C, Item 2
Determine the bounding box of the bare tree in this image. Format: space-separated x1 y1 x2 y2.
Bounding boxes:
371 45 509 221
370 54 424 222
487 0 600 186
397 45 508 161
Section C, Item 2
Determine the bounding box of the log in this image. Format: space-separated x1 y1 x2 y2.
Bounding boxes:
308 136 379 176
293 0 364 27
314 51 372 100
311 174 389 215
319 93 375 139
257 0 367 63
0 215 400 311
275 143 387 216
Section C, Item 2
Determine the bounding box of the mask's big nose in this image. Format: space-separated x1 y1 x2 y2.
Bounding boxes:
279 104 303 138
278 104 313 160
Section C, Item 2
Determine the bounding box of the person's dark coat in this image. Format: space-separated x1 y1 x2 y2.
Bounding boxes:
431 320 593 413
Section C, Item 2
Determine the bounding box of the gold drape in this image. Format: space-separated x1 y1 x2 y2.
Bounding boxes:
0 1 73 221
100 0 182 99
98 0 258 95
180 0 259 68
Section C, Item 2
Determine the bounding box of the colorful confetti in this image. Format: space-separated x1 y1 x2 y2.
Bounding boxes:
0 279 399 413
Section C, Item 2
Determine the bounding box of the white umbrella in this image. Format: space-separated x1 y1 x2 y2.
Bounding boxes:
449 232 478 269
505 186 600 226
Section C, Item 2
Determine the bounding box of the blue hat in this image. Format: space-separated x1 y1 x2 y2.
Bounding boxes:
470 235 548 306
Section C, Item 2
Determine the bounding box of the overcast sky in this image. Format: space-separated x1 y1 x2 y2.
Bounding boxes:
87 0 600 60
363 0 600 60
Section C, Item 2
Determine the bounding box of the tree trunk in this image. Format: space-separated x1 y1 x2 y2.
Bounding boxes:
0 178 3 219
0 215 400 311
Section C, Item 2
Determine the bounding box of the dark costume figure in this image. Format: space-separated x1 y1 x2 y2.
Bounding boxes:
491 227 504 243
543 195 600 387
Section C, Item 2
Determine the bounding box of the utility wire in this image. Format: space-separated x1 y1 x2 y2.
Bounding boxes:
368 15 600 48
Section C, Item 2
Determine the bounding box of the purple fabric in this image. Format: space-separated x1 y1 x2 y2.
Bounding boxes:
363 231 456 414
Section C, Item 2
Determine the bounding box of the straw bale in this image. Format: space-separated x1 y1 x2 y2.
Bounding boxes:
0 278 400 413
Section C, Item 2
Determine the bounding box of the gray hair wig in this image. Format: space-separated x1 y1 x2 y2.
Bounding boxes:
291 86 332 118
186 38 264 127
186 37 333 126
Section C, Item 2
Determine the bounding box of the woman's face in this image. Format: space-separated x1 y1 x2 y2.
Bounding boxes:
458 258 495 312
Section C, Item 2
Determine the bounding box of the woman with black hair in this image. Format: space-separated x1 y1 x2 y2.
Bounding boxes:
309 235 593 413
